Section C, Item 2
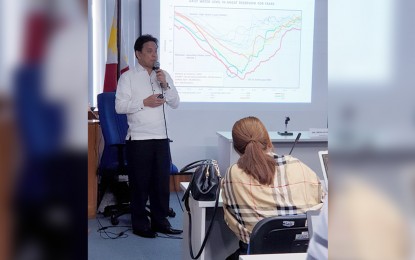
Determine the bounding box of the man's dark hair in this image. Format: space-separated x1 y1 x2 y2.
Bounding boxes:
134 34 158 52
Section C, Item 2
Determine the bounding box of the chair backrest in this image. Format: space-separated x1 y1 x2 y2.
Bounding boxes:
97 92 128 172
97 92 128 146
249 214 309 255
97 92 179 175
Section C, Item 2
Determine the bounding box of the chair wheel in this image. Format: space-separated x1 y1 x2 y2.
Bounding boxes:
111 215 119 225
168 208 176 218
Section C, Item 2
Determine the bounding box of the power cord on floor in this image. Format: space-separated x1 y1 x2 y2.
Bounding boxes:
96 215 183 240
96 215 131 239
97 228 131 240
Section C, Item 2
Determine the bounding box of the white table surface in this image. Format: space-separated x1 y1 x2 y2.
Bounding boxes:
181 182 312 260
239 253 307 259
217 131 327 143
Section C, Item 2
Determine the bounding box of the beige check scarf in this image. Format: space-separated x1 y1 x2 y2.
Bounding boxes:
221 155 324 244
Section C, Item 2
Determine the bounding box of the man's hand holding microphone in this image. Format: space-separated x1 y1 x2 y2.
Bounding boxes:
153 61 169 90
143 61 167 108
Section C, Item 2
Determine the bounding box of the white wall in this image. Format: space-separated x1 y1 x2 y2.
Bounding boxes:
120 0 141 69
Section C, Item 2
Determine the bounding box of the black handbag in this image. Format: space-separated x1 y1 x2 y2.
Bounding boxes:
181 159 221 259
181 159 221 201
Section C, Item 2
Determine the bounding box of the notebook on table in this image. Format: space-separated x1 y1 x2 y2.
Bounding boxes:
306 210 321 239
318 150 328 190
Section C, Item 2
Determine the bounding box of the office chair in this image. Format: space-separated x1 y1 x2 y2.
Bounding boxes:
97 92 177 225
248 214 309 254
97 92 129 225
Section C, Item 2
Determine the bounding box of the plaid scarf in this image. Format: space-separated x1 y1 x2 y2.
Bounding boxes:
221 155 324 244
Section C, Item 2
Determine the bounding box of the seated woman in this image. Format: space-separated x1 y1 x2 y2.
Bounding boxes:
221 116 325 259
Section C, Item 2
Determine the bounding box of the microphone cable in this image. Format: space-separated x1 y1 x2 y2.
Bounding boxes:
152 70 184 213
160 84 185 213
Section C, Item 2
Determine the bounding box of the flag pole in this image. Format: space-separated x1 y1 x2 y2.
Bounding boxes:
138 0 142 36
116 0 121 80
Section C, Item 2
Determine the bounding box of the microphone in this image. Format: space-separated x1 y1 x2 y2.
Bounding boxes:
288 133 301 155
152 61 160 71
278 116 293 136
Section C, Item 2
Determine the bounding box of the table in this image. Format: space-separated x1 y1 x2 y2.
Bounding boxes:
180 177 324 260
239 253 307 259
181 182 238 260
217 131 328 179
0 108 16 260
88 119 103 218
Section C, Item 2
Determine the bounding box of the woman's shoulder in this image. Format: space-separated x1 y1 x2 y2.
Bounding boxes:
276 155 318 176
224 164 249 181
226 163 244 175
274 154 300 165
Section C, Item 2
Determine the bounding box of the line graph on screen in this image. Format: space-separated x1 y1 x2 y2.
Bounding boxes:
159 1 314 103
173 7 301 87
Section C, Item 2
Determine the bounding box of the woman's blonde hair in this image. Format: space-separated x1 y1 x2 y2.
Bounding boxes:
232 116 276 185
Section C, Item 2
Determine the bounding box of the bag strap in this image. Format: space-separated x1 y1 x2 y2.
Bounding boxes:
181 161 203 213
179 159 210 173
182 173 194 212
181 159 214 212
181 159 220 212
185 179 221 259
